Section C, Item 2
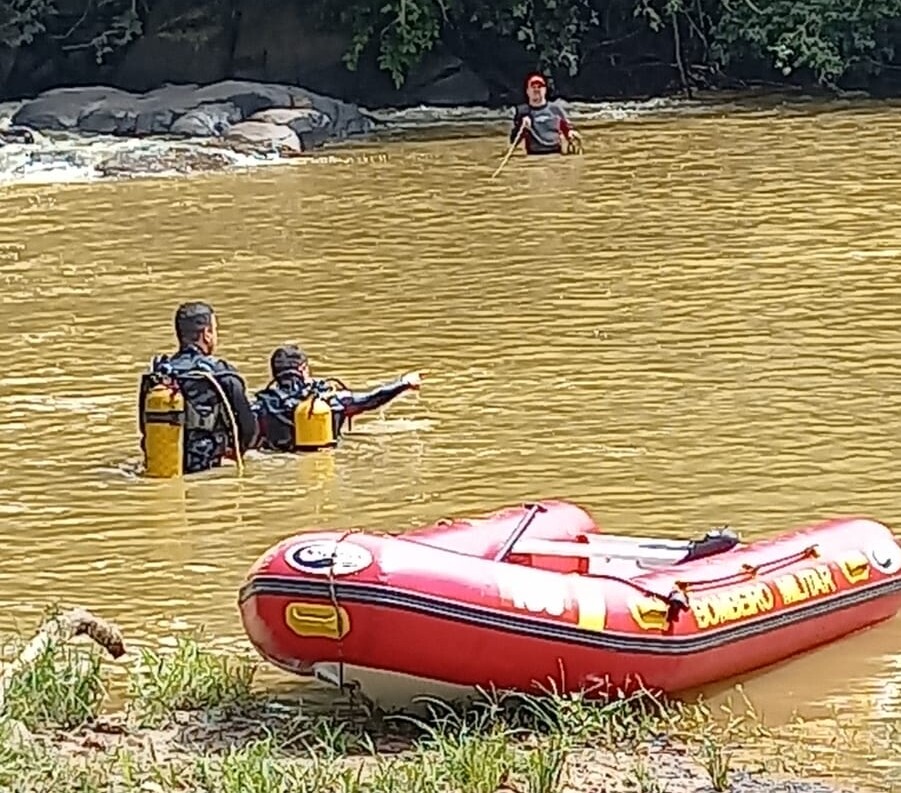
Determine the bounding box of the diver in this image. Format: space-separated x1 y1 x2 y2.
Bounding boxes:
252 344 421 452
138 301 258 477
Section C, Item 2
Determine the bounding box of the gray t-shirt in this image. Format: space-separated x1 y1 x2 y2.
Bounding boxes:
511 102 571 154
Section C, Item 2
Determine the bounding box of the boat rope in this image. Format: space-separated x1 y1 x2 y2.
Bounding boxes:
586 572 688 611
672 544 820 593
325 529 365 691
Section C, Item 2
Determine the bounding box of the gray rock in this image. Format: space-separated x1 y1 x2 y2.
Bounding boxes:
10 79 373 147
247 106 332 149
135 85 215 135
79 99 140 135
170 102 242 137
414 68 492 106
224 120 301 152
12 86 134 130
191 80 306 118
248 107 316 126
300 91 375 139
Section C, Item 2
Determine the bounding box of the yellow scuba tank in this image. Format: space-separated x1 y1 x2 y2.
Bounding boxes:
294 393 336 451
143 379 185 477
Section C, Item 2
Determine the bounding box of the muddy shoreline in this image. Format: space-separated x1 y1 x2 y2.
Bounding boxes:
11 711 872 793
0 608 890 792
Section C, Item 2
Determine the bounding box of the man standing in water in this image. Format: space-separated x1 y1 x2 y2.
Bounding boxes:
252 344 422 452
510 73 583 155
139 302 258 474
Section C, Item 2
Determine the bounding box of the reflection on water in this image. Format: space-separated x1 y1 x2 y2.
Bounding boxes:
1 97 901 786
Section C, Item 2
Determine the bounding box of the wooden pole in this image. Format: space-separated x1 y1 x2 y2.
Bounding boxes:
491 124 526 179
0 607 126 714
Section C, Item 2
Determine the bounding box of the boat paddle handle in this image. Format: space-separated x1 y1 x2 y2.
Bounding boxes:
494 502 548 562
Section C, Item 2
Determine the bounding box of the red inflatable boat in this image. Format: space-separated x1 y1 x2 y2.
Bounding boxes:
238 501 901 707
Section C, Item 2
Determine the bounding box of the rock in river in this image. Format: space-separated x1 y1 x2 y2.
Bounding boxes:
224 120 301 153
10 79 375 150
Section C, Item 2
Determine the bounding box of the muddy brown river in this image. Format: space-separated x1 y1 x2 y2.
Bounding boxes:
1 97 900 787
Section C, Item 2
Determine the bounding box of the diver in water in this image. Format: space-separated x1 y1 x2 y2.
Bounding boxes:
138 301 258 476
252 344 421 452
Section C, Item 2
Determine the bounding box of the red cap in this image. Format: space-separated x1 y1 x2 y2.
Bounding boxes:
526 73 546 88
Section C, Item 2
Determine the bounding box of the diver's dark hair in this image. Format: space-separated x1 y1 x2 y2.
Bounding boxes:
270 344 308 378
174 301 214 347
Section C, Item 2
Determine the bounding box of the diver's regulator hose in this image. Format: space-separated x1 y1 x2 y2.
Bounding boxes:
192 371 245 477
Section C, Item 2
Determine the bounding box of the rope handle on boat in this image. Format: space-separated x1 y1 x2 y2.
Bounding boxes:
585 572 689 614
672 544 820 593
323 530 365 691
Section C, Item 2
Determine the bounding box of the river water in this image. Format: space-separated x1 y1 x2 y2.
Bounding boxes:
1 95 900 787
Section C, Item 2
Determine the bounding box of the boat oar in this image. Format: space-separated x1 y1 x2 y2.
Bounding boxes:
494 502 548 561
491 124 525 179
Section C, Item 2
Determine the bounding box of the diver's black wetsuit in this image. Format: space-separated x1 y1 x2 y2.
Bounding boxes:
253 374 413 452
138 344 257 472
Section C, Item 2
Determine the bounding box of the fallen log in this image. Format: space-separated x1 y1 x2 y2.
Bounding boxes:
0 607 126 714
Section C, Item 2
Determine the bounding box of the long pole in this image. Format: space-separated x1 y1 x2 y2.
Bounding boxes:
491 124 525 179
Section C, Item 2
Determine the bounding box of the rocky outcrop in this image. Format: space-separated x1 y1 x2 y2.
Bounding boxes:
9 79 375 150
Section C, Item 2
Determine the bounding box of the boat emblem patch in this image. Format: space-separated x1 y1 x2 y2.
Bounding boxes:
284 540 373 576
866 538 901 576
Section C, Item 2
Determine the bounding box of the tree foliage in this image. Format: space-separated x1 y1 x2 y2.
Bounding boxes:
709 0 901 86
2 0 901 91
0 0 141 64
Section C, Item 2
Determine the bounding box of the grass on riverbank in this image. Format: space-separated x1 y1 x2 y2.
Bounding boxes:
0 611 892 793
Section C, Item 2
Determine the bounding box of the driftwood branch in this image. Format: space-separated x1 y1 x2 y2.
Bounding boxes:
0 607 126 714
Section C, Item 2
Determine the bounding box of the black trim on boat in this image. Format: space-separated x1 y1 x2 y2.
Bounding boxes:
237 576 901 655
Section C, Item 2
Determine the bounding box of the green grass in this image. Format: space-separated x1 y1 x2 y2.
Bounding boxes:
0 613 894 793
126 632 258 728
1 637 106 730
